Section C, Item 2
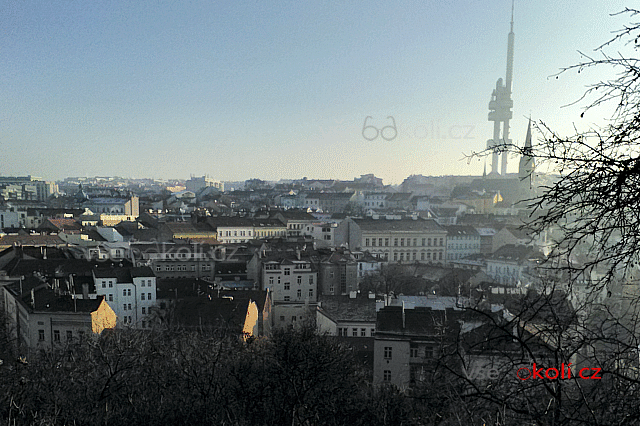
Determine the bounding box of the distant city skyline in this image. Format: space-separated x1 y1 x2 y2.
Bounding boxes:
1 0 632 183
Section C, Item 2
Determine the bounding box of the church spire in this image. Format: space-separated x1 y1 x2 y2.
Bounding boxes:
519 118 535 187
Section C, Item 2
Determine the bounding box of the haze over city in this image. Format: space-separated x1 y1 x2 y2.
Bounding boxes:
1 0 631 183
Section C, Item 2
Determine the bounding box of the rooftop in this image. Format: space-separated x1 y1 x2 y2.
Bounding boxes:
317 295 376 322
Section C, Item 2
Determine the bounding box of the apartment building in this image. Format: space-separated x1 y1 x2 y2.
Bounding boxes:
93 266 156 329
336 217 448 264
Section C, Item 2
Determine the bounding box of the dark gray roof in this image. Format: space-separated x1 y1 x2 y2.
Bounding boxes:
318 295 376 322
352 217 445 232
207 217 285 228
444 225 480 237
489 244 543 263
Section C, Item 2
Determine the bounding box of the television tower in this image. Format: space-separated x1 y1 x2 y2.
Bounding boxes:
486 1 515 176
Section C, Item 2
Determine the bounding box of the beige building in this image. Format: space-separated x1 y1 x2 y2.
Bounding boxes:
208 217 286 243
3 283 116 351
262 255 318 329
336 217 448 264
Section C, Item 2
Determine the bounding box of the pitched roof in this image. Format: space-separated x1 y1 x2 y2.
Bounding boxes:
207 217 285 228
444 225 480 237
376 306 461 336
489 244 543 263
317 295 376 322
38 218 82 231
0 234 65 247
352 217 444 232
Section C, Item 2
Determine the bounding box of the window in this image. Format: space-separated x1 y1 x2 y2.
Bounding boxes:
123 304 127 311
102 282 106 288
400 238 404 246
128 303 132 310
422 238 426 246
280 315 285 322
424 347 434 358
297 289 302 298
67 331 72 341
309 275 313 284
142 307 146 314
352 328 358 337
142 321 146 328
384 346 392 359
38 330 45 341
385 238 389 246
291 316 297 322
410 347 418 358
141 293 145 300
141 281 145 288
428 238 432 246
108 294 113 302
53 330 60 342
394 238 398 246
269 276 274 285
365 238 370 246
329 284 334 293
371 328 375 336
284 282 290 290
309 288 313 297
361 328 366 336
383 370 391 382
297 276 302 284
128 289 132 296
148 293 152 300
329 271 334 278
284 296 290 301
108 280 113 288
284 268 291 276
123 289 127 297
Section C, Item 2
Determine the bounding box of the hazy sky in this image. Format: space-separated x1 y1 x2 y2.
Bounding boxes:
1 0 633 183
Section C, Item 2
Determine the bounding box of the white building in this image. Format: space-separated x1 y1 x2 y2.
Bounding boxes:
485 244 543 287
209 217 287 243
185 175 224 193
93 266 157 329
445 225 481 262
0 209 27 228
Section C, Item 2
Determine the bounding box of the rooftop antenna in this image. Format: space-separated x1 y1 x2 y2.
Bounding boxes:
511 0 514 32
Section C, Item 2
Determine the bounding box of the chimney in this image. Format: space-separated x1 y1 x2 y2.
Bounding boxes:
402 301 406 329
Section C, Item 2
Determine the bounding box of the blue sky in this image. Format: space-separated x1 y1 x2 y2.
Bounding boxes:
0 0 633 183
